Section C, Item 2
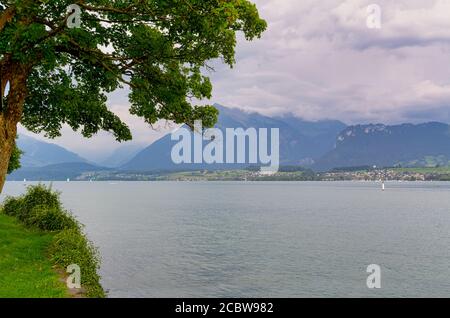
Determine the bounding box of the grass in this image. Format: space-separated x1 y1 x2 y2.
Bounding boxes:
0 214 68 298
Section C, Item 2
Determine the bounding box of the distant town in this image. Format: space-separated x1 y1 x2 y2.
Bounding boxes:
74 166 450 182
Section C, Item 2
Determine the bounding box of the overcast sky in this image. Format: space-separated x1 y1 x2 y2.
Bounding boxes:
20 0 450 161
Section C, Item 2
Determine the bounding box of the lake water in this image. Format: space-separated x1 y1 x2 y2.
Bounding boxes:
2 181 450 298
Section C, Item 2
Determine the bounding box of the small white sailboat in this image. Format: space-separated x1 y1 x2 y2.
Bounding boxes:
382 181 385 191
67 178 70 182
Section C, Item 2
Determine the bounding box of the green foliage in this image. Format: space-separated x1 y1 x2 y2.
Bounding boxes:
25 205 79 231
4 184 62 223
2 196 24 218
1 0 266 139
7 144 22 174
22 184 61 210
49 229 103 298
1 184 104 297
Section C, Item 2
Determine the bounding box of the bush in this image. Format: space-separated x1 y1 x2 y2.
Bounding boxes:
2 184 60 222
49 229 104 298
20 184 61 221
2 196 25 218
25 205 79 232
1 184 74 231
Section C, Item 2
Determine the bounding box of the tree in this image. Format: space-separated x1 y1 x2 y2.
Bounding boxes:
0 0 266 192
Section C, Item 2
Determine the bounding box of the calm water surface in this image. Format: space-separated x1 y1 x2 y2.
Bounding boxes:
2 181 450 297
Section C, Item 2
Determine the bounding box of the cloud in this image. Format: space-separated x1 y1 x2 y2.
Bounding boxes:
208 0 450 124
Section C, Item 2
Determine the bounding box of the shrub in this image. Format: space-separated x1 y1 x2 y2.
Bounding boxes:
1 184 61 222
20 184 61 221
49 229 104 298
2 196 25 218
25 205 79 232
1 184 75 231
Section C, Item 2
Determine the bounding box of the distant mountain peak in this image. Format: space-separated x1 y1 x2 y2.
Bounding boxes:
337 124 391 142
17 134 88 168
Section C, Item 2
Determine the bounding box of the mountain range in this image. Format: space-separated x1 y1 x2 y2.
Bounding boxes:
7 105 450 180
121 105 346 171
314 122 450 170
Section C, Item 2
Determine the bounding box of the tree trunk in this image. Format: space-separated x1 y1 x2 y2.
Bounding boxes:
0 125 15 193
0 10 29 194
0 62 29 194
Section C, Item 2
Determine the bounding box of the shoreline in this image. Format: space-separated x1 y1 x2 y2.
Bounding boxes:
4 179 450 183
7 166 450 182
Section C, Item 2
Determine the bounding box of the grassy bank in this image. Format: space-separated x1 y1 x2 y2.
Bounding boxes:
0 214 67 297
0 185 104 298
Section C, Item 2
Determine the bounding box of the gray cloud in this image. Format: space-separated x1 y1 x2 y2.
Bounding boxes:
209 0 450 123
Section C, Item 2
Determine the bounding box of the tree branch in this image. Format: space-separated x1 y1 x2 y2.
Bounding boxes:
0 6 15 32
